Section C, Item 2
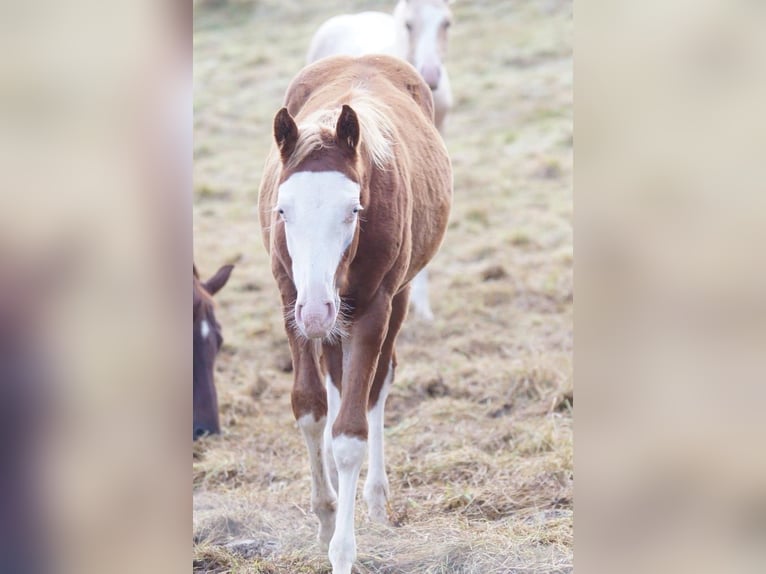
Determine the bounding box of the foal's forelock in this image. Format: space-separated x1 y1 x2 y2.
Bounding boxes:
284 92 395 174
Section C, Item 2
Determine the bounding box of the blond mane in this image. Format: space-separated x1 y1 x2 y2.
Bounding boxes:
285 88 395 171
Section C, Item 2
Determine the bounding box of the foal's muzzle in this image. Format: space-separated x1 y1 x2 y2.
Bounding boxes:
296 299 337 339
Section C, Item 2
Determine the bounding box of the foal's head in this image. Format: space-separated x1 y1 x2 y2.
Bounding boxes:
193 264 233 440
397 0 453 89
271 104 372 341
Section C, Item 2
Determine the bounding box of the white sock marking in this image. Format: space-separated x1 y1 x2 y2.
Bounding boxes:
200 319 211 339
328 435 366 574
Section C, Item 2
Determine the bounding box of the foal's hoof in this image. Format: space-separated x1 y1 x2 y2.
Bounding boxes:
318 532 331 552
329 535 356 574
314 501 337 551
317 515 335 552
318 520 335 552
318 521 336 552
367 503 391 525
364 483 391 525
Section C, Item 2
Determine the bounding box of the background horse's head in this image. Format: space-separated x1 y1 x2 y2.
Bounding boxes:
396 0 453 89
271 104 370 341
193 264 233 440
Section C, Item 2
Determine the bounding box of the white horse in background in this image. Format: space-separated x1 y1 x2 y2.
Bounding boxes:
307 0 455 321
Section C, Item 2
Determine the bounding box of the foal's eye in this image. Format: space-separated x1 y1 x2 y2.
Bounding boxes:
405 21 413 31
276 207 286 219
352 205 363 215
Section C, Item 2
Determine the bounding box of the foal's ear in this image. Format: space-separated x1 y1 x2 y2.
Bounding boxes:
335 105 360 154
274 108 298 163
204 264 234 296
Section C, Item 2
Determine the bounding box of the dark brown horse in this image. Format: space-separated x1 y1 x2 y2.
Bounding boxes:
258 55 452 573
193 263 233 440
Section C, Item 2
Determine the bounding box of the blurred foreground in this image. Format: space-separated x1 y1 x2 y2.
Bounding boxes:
577 0 766 572
0 1 189 572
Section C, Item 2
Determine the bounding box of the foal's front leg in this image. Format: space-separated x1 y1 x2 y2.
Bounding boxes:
288 333 337 550
328 295 392 574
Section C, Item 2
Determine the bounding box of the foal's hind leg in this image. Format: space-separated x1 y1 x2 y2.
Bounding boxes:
322 342 343 492
363 359 394 523
364 287 409 523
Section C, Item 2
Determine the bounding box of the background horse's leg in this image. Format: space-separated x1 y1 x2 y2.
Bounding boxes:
410 268 434 321
432 67 453 135
329 294 392 574
410 70 452 322
364 287 409 524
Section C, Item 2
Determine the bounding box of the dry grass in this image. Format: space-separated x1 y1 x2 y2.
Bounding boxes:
193 0 572 572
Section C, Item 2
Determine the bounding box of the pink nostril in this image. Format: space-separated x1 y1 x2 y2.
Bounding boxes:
295 301 336 331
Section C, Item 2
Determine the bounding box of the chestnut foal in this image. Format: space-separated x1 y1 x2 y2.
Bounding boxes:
258 55 451 573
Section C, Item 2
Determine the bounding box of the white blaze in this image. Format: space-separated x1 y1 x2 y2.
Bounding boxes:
276 171 361 338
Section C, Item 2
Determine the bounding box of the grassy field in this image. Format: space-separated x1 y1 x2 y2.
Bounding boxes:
193 1 572 572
